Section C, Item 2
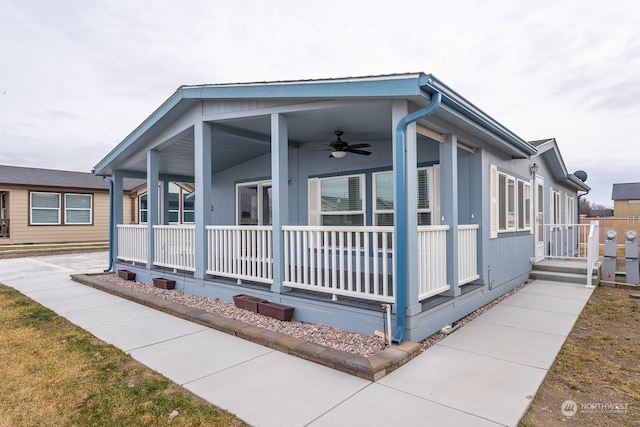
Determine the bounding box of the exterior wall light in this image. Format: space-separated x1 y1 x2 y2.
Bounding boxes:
530 163 539 175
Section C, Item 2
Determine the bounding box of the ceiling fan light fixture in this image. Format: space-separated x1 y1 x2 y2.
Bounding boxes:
331 150 347 158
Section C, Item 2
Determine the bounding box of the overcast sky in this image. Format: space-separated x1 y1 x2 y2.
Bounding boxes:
1 0 638 207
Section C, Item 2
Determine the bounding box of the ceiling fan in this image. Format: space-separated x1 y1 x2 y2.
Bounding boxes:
327 131 372 158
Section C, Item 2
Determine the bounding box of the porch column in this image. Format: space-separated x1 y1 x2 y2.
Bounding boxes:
392 100 421 317
146 150 160 270
440 134 461 296
194 121 213 280
271 113 289 294
112 170 124 261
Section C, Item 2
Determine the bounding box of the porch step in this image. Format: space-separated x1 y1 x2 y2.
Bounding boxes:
530 260 598 286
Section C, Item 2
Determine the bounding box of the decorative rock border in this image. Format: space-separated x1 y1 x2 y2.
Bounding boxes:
71 274 421 381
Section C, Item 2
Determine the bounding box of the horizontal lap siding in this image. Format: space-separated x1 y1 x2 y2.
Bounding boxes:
5 189 121 244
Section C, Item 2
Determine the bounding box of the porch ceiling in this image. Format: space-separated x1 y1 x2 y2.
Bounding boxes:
116 100 398 180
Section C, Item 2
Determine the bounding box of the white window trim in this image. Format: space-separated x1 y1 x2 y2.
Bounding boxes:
64 193 93 225
550 188 561 228
498 171 516 232
30 191 61 225
517 179 532 231
236 179 272 226
565 194 575 225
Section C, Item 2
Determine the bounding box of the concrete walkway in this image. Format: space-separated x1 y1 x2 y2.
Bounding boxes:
0 252 595 427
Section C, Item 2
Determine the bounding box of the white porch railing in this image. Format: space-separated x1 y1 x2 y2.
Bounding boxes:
418 225 450 300
544 223 590 259
116 224 148 263
154 225 196 271
282 226 395 303
458 224 480 285
586 220 600 288
206 226 273 284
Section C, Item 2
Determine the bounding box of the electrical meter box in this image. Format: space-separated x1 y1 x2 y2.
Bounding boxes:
603 230 617 281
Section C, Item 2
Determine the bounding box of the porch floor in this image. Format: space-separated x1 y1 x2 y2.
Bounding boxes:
0 251 595 426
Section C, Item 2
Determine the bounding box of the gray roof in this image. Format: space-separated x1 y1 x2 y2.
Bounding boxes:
0 165 144 191
612 182 640 200
528 138 554 147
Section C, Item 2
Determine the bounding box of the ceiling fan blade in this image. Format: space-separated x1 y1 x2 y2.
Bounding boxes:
345 148 372 156
346 143 371 149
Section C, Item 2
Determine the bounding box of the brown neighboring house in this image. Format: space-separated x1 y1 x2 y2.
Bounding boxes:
0 165 144 245
612 182 640 218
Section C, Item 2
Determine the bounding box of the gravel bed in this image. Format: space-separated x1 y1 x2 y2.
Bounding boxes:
94 274 530 357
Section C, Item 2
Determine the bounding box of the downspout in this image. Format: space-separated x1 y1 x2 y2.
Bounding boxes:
102 176 114 273
393 91 442 343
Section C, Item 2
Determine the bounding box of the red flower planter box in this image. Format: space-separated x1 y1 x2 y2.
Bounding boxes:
258 301 295 321
117 269 136 281
233 294 267 312
152 278 176 290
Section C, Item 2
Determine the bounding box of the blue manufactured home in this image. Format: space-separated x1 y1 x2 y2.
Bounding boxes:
93 73 592 342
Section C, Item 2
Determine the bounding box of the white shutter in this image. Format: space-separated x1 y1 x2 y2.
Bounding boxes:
432 164 441 225
308 178 320 226
490 164 498 238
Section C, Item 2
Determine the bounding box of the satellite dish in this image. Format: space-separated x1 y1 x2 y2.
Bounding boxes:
574 170 588 182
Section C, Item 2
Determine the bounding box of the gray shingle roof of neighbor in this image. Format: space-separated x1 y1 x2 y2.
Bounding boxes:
612 182 640 200
0 165 145 191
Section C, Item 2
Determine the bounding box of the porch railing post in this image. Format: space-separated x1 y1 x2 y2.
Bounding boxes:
270 113 289 295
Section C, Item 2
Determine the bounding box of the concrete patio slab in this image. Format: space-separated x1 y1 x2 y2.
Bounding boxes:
87 312 208 352
379 345 547 426
60 300 162 329
474 303 579 336
185 350 370 427
130 328 273 385
436 320 566 369
500 289 588 315
520 280 593 301
309 382 501 426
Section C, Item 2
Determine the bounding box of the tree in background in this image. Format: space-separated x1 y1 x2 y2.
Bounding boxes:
580 198 592 216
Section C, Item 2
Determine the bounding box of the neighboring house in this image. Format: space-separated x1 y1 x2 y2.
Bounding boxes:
612 182 640 219
0 165 143 245
93 73 590 342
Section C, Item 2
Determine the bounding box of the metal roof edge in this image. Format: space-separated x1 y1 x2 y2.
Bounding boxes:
420 75 537 157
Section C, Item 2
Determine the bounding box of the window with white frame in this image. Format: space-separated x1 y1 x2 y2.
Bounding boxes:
65 194 92 224
373 167 434 226
318 174 364 226
550 188 561 227
30 192 61 225
517 179 531 230
139 193 148 223
498 172 516 232
490 165 532 237
237 180 272 225
565 194 575 225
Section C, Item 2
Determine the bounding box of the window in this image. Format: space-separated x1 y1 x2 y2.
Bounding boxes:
30 192 61 224
65 194 92 224
490 164 531 236
373 167 434 226
183 192 194 223
139 193 148 223
565 194 574 225
319 174 364 226
168 182 180 223
550 188 561 227
498 172 516 232
517 180 531 230
237 180 272 225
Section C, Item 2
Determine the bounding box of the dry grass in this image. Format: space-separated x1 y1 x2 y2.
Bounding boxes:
520 285 640 426
0 284 247 427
